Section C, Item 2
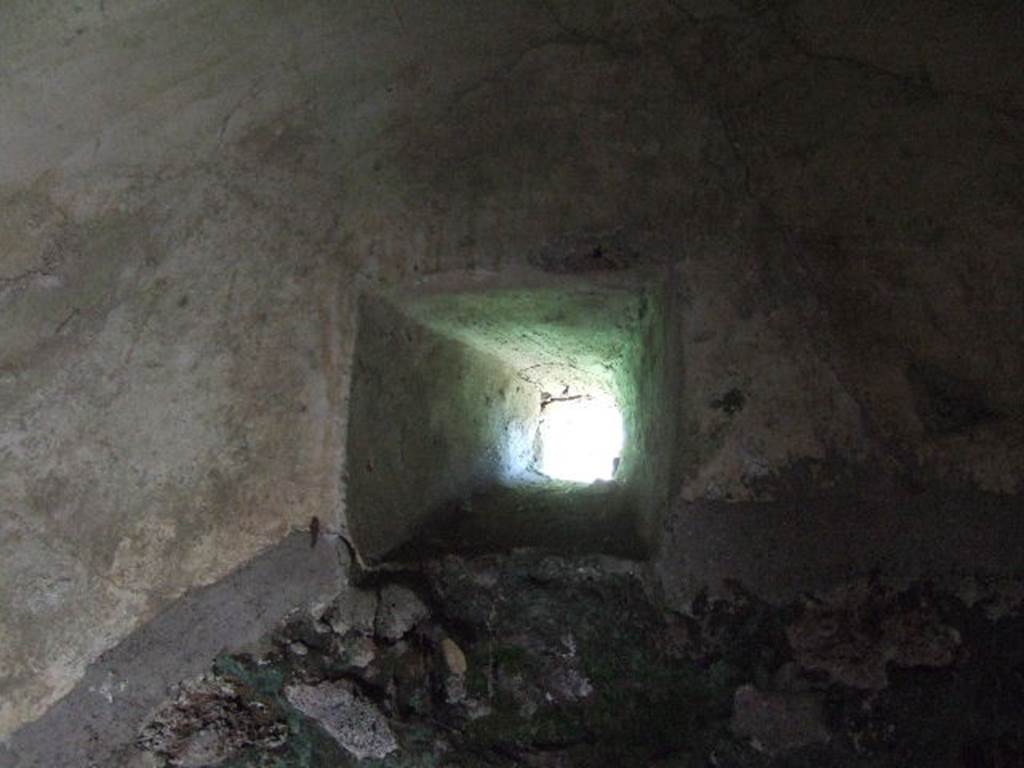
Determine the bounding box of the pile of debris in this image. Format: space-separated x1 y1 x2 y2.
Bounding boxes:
137 553 1024 767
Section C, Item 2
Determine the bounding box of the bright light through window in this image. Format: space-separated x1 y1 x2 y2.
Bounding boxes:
537 395 623 483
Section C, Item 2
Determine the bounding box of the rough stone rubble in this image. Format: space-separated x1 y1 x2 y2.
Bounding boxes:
135 551 1024 767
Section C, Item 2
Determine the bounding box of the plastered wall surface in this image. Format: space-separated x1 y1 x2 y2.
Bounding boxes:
345 294 540 561
1 0 1022 740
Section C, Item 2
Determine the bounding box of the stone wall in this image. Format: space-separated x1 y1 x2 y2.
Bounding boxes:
1 0 1021 740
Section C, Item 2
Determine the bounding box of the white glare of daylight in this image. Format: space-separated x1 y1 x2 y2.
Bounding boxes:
537 395 623 483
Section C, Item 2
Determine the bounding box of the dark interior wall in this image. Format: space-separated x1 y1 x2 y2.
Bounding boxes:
1 0 1022 738
389 0 1024 502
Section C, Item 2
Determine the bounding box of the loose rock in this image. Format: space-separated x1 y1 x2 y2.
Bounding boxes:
326 587 378 637
284 681 397 760
337 634 377 669
374 584 430 641
440 637 467 676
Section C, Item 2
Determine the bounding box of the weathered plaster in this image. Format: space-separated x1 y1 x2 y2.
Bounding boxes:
1 0 1022 741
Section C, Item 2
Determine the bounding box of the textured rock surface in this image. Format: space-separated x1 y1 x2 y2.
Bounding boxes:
284 681 397 760
2 0 1023 740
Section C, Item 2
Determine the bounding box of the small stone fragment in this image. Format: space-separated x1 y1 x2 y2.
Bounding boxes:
285 681 398 760
288 641 309 656
440 637 467 676
731 684 830 754
338 634 377 668
374 584 430 641
439 637 469 704
326 587 379 637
